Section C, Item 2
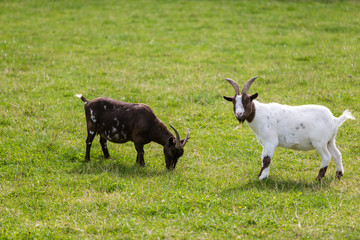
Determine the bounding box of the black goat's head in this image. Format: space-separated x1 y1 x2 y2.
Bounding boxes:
223 76 259 123
164 126 190 170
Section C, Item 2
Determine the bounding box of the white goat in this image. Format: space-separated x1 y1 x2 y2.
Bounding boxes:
223 76 355 180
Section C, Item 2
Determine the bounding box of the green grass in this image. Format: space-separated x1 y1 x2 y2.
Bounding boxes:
1 0 359 239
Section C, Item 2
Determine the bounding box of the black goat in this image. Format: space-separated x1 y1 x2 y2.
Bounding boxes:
75 94 190 170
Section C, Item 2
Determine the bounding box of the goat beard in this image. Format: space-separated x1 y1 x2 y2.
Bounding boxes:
236 116 246 124
234 125 240 130
233 123 244 131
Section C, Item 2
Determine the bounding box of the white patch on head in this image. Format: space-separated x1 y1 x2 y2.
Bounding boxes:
90 109 96 123
235 95 245 117
89 131 95 135
104 105 107 110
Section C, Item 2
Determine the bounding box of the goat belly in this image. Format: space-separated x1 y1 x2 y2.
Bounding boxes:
99 128 130 143
277 134 314 151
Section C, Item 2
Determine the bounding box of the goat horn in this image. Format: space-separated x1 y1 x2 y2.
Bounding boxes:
181 129 190 148
170 125 181 149
241 76 259 94
225 78 240 96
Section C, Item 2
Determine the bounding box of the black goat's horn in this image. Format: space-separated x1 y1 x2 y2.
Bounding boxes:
170 125 181 149
181 129 190 148
241 76 259 94
225 78 240 96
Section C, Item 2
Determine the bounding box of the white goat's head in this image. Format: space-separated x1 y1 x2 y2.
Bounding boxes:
223 76 259 123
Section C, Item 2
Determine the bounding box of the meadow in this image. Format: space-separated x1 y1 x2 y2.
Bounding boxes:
1 0 359 239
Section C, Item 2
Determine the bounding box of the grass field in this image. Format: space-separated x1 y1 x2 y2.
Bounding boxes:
1 0 359 239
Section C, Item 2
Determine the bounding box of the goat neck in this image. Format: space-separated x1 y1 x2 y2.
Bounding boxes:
151 121 175 146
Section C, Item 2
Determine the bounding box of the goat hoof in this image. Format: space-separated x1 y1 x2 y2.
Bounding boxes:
336 171 343 179
258 175 268 180
316 167 327 181
316 174 324 181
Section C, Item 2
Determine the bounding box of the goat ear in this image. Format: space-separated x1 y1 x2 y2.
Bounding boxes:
168 137 175 146
250 93 258 101
223 96 233 102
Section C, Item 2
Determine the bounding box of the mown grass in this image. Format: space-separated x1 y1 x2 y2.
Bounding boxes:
1 0 359 239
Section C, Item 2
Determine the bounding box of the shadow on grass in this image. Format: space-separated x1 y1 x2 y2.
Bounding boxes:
223 176 336 194
69 157 172 179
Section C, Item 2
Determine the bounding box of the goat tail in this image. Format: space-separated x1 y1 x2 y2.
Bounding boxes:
74 94 88 103
335 110 355 128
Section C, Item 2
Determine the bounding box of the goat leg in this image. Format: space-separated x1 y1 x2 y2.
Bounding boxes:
85 131 96 161
134 143 145 167
99 137 110 159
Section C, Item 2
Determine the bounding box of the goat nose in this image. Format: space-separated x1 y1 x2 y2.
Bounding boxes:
236 112 243 117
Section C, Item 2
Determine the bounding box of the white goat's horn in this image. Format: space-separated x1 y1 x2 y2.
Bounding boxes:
225 78 240 96
241 76 259 94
